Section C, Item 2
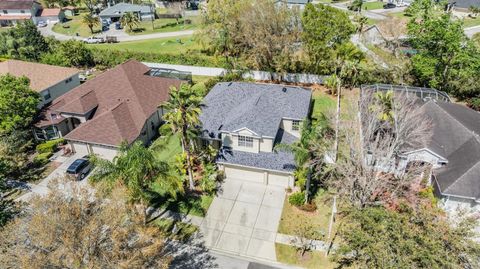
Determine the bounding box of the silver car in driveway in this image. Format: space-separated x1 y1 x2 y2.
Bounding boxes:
66 158 92 180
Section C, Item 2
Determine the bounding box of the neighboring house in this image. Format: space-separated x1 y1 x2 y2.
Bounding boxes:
34 60 184 160
200 82 312 188
361 84 480 214
37 8 65 23
99 3 154 23
447 0 480 14
0 0 64 26
0 59 80 109
361 25 388 46
0 0 41 26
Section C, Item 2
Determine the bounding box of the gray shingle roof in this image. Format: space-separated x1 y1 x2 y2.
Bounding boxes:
217 148 296 173
448 0 480 9
99 3 152 16
420 100 480 200
200 82 312 139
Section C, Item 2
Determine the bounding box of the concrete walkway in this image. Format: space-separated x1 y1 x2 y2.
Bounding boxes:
38 23 194 42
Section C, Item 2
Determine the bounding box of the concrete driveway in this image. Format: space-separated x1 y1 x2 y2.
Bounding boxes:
199 178 286 261
16 153 90 202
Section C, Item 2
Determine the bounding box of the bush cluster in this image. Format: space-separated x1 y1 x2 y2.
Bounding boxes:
288 191 306 206
36 138 65 154
33 152 53 165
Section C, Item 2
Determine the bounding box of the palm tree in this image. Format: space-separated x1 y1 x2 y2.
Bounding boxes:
90 141 183 224
82 13 99 35
331 43 364 163
162 83 203 191
275 117 333 203
120 12 140 32
373 91 394 123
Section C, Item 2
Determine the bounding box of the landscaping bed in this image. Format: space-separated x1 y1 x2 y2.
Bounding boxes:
275 243 336 269
155 218 199 242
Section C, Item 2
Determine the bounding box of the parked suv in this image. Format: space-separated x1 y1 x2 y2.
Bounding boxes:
66 158 92 180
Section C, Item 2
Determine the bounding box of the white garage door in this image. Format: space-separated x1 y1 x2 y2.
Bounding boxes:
71 142 89 156
224 165 264 184
268 172 290 188
91 145 117 161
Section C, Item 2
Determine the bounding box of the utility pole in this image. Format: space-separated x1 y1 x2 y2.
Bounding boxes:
327 195 337 240
326 195 337 257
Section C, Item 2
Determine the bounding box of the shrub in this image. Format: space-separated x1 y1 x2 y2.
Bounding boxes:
33 152 53 165
468 97 480 111
91 48 226 70
36 138 65 154
289 191 305 207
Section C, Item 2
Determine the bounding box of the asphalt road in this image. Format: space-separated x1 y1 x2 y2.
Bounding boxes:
167 240 300 269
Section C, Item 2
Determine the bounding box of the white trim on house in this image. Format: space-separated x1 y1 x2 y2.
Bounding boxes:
401 147 448 163
231 127 260 137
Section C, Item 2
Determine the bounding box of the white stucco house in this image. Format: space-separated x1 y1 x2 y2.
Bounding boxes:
99 3 154 23
34 60 185 160
0 60 80 111
0 0 64 26
200 82 312 188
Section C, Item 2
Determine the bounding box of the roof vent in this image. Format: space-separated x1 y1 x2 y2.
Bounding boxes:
282 87 287 92
228 82 232 86
218 124 223 130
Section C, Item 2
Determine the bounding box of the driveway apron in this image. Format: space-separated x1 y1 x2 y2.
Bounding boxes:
200 178 286 261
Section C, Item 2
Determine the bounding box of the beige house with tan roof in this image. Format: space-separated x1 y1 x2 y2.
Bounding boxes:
0 60 80 108
35 60 185 160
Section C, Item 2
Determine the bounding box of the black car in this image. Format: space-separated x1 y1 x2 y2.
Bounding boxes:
383 3 397 9
66 158 92 180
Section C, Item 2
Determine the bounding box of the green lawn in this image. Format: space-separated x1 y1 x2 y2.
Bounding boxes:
276 243 336 269
462 16 480 28
52 13 101 37
363 1 385 10
128 17 200 35
88 35 199 54
312 90 336 121
278 191 335 237
388 11 409 19
473 33 480 48
152 134 182 163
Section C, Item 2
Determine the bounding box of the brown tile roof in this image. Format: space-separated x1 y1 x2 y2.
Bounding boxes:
45 60 184 146
0 0 36 10
40 8 61 17
0 60 79 92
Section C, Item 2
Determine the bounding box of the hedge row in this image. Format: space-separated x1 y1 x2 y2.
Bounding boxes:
36 138 65 154
91 48 226 70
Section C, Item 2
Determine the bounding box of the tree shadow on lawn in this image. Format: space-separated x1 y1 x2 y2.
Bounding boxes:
148 190 209 219
165 234 219 269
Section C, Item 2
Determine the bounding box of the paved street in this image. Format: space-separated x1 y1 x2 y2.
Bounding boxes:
200 178 286 261
167 239 300 269
38 23 194 42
